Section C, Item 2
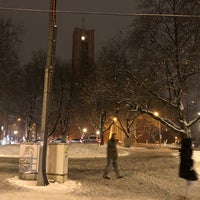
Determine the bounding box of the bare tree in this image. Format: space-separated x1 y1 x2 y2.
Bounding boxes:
0 16 23 139
115 104 140 139
80 76 116 145
124 0 200 137
97 1 200 139
49 60 72 142
20 50 45 141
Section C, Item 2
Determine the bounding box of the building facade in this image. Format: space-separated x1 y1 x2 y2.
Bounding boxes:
71 27 95 88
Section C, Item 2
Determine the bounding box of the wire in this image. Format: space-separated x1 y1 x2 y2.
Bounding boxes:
0 7 200 18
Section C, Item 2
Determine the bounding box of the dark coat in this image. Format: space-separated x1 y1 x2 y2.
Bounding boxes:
107 138 118 160
179 138 198 181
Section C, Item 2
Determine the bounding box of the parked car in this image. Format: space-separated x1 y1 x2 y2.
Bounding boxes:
49 138 66 143
69 138 82 143
83 135 100 143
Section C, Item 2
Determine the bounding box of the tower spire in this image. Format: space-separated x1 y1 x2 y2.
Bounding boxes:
81 17 86 41
82 17 85 30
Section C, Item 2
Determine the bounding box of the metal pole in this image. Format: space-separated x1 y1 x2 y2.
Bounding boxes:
159 121 162 144
37 0 57 186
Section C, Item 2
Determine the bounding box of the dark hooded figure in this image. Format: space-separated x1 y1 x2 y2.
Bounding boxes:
103 133 123 179
179 137 198 198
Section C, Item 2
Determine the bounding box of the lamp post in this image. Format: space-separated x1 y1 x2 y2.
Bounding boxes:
154 112 162 144
81 128 87 140
1 125 4 141
96 130 100 143
17 118 27 142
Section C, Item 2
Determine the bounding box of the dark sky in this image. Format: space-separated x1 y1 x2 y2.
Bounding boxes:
0 0 139 64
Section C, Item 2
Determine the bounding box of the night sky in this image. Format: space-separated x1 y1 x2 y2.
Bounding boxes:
0 0 138 64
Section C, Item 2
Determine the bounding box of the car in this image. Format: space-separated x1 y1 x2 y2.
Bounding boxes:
83 135 100 143
53 138 63 143
69 138 82 143
49 138 68 143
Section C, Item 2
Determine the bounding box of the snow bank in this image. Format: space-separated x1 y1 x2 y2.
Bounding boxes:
0 143 129 158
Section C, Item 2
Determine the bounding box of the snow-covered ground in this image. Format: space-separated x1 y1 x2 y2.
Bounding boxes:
0 144 200 200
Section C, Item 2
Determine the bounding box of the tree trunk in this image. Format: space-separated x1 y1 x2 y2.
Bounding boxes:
100 131 104 145
124 137 132 147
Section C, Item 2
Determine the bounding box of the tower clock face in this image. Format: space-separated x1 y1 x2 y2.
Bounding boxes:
81 35 86 41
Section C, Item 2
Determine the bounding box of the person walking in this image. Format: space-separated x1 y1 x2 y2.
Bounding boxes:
103 133 123 179
179 137 198 199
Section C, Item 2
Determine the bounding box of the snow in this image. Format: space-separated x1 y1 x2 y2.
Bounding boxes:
1 144 200 200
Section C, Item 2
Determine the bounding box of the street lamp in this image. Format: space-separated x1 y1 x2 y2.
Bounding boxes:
113 117 117 122
96 130 100 143
81 128 87 140
154 112 162 144
83 128 87 133
1 126 4 141
18 118 28 141
96 130 100 135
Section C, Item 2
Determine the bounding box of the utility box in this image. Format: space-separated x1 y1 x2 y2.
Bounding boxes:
19 143 40 180
46 143 68 183
19 143 68 183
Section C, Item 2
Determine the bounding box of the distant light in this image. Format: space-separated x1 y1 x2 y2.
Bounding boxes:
154 112 159 116
81 35 86 41
113 117 117 121
96 130 100 135
83 128 87 133
14 130 18 135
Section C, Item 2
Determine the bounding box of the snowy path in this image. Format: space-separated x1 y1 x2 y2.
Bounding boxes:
0 144 200 200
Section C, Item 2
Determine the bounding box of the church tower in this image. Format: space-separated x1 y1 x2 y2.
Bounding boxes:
69 27 95 137
71 27 95 87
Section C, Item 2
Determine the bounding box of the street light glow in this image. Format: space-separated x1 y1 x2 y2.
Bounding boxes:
153 111 162 144
154 112 159 116
113 117 117 121
96 130 100 135
83 128 87 133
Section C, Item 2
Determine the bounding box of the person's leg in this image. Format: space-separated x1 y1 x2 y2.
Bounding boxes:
113 159 123 178
103 159 111 179
185 180 192 198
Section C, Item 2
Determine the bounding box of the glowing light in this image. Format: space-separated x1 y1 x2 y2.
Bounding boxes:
83 128 87 133
14 130 18 135
96 130 100 135
81 35 86 41
154 112 159 116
